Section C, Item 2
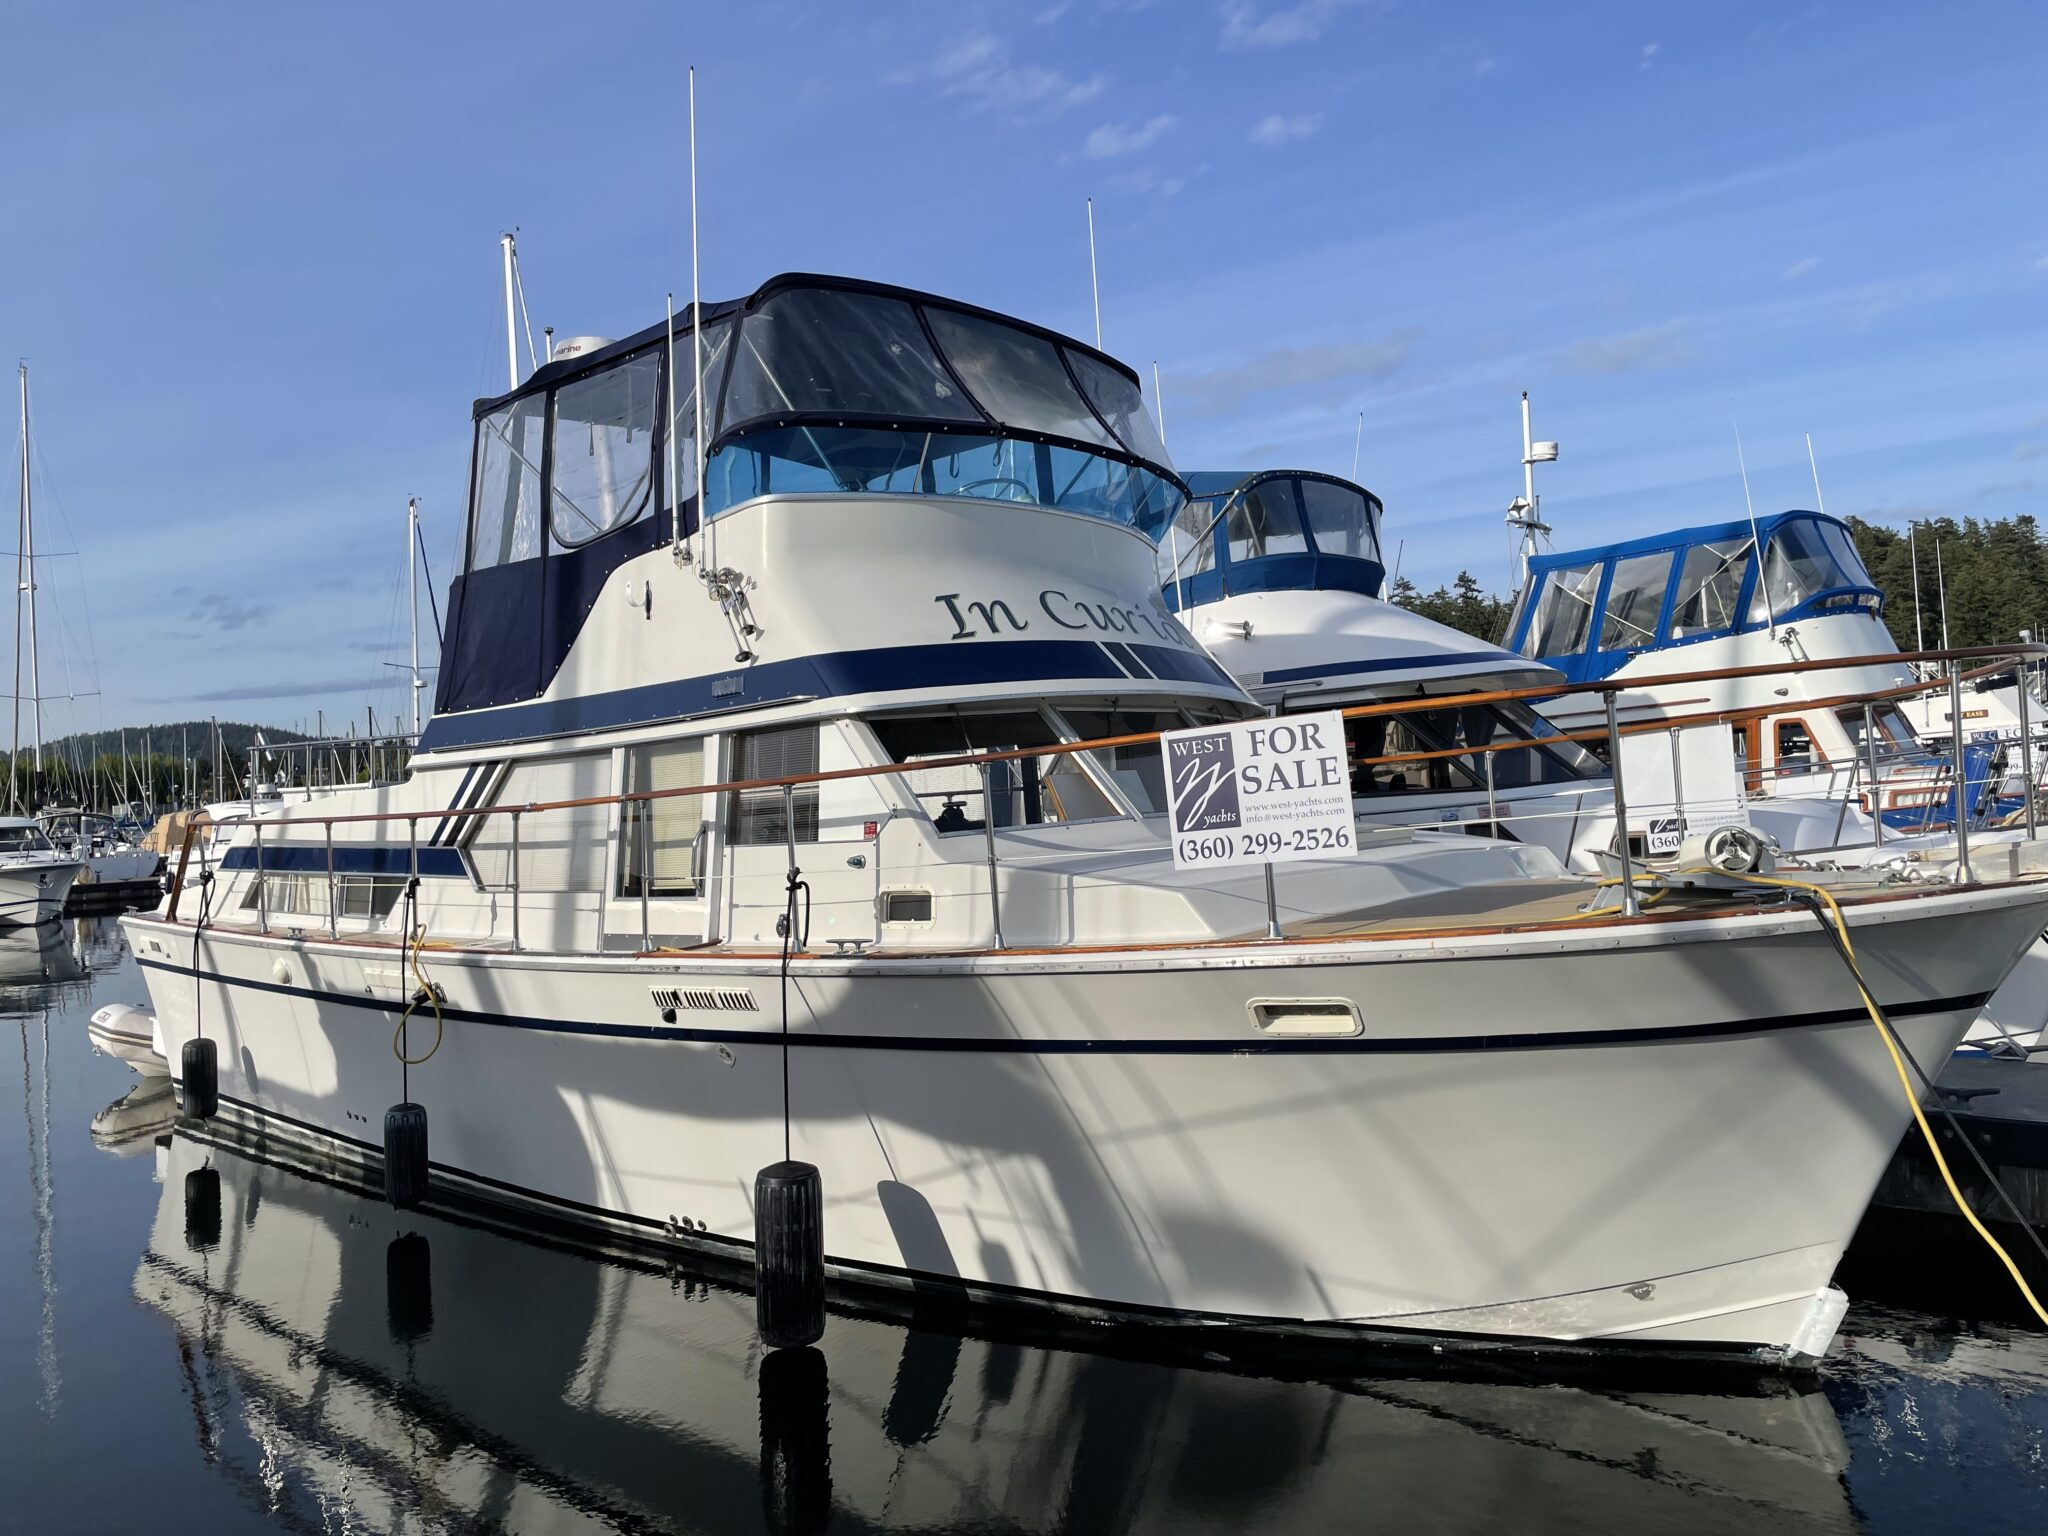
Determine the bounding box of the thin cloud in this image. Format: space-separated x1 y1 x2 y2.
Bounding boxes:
909 33 1106 121
1172 331 1416 418
1564 321 1689 374
1220 0 1380 50
1472 56 1497 78
1084 114 1177 159
1250 111 1322 147
171 676 391 703
190 593 272 631
1783 256 1822 281
1640 41 1661 69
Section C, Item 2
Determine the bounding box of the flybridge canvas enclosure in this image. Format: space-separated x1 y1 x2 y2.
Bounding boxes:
1159 470 1387 611
1163 711 1356 870
1617 723 1750 856
438 273 1187 719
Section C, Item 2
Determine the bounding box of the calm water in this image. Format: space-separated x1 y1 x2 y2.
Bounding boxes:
0 923 2043 1534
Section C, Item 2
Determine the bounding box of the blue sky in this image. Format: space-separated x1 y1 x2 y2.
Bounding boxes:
2 0 2043 736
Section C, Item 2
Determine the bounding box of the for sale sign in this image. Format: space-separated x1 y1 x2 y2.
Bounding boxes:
1162 712 1356 870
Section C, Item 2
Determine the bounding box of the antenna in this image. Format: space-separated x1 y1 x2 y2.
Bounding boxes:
1734 422 1774 640
1086 198 1102 349
689 65 709 576
511 251 540 374
1151 361 1166 446
1804 431 1826 516
499 233 520 391
1506 391 1557 589
1936 537 1950 651
1910 522 1925 651
1351 410 1364 482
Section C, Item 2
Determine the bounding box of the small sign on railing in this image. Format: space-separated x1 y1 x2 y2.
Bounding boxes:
1163 712 1356 870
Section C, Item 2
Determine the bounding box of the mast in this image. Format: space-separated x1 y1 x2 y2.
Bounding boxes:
407 497 423 737
1506 392 1556 590
19 364 42 795
1910 523 1925 651
10 366 23 811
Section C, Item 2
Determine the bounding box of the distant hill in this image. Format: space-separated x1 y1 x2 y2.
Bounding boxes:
32 720 310 764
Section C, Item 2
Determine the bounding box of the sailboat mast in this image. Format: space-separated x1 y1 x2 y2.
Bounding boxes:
407 497 422 737
11 365 24 811
20 365 41 787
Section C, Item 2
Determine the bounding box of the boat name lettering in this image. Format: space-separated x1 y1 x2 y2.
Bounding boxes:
933 590 1190 649
711 675 744 698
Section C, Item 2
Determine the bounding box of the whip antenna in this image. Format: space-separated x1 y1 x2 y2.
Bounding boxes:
690 66 710 576
1735 422 1774 640
1086 198 1102 349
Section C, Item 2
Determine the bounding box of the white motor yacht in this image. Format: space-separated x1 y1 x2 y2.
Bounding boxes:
123 273 2048 1365
0 817 82 924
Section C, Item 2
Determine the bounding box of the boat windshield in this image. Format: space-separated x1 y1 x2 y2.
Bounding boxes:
1151 474 1383 586
706 285 1182 537
1748 519 1873 622
707 425 1184 536
0 825 52 855
1346 700 1600 794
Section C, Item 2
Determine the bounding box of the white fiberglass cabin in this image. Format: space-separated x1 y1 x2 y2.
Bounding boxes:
121 274 2048 1365
1159 469 1615 870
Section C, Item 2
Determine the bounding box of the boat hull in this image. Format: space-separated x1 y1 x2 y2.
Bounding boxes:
122 881 2048 1363
0 861 80 925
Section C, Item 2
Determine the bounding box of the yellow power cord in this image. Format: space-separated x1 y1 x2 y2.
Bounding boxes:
394 916 445 1068
1720 870 2048 1327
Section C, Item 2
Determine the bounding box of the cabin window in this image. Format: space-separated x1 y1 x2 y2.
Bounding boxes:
470 396 546 570
1668 539 1753 638
869 711 1118 828
1057 709 1209 814
619 740 706 897
728 726 820 846
1749 520 1870 623
1226 480 1308 563
1347 702 1596 796
921 308 1117 450
1598 552 1675 652
1775 719 1821 773
721 289 977 430
1837 704 1920 758
550 352 659 549
464 754 611 892
1527 563 1601 657
1299 478 1381 563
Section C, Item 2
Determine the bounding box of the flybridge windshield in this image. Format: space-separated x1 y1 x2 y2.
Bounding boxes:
464 276 1186 568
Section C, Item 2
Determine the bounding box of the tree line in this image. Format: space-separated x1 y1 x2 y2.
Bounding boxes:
1387 513 2048 653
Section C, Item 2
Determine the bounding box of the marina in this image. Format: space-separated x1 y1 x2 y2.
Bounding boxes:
4 3 2048 1529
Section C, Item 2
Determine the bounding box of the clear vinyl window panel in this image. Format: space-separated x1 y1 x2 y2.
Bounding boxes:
240 873 404 920
1668 540 1753 638
470 396 546 570
920 308 1116 451
721 289 978 431
465 755 612 892
1298 478 1382 563
1598 552 1675 652
1750 520 1873 622
1527 563 1601 657
550 351 659 549
1156 497 1220 585
1226 480 1308 562
620 740 706 898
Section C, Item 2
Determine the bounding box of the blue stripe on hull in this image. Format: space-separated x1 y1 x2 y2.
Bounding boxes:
221 846 468 878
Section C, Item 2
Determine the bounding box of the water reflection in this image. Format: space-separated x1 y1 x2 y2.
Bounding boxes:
132 1129 1866 1534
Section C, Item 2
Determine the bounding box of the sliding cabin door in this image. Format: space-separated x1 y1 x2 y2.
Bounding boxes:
604 737 719 951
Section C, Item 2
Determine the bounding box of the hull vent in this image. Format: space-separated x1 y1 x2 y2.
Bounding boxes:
652 986 760 1014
